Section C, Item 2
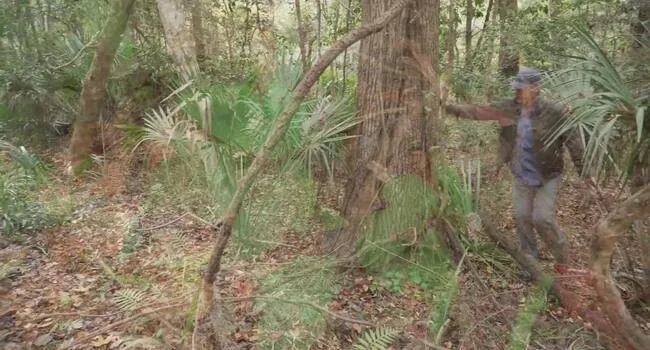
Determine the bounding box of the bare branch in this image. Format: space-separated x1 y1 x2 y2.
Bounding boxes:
591 183 650 350
192 0 416 348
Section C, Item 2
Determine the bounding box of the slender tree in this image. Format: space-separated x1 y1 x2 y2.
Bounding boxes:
188 0 207 63
497 0 518 78
69 0 136 173
464 0 473 69
156 0 199 82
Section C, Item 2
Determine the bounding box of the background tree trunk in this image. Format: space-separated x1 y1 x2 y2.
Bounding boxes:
631 0 650 51
548 0 561 19
69 0 135 173
497 0 518 78
464 0 473 69
156 0 199 82
188 0 207 63
329 0 436 260
446 0 457 80
295 0 310 74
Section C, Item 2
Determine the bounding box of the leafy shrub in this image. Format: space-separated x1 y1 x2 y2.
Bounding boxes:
0 149 49 236
255 256 339 349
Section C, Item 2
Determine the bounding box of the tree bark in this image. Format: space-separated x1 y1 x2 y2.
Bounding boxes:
295 0 310 74
472 0 493 62
156 0 199 82
328 0 437 260
631 0 650 51
548 0 561 19
497 0 518 78
446 0 457 85
69 0 135 173
591 183 650 350
190 1 414 347
464 0 473 69
188 0 207 63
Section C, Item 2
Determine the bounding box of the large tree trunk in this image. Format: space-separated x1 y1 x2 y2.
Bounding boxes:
68 0 135 173
328 0 436 260
497 0 518 78
156 0 199 82
190 2 414 348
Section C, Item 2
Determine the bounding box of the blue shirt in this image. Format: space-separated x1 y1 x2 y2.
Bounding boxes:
513 109 543 186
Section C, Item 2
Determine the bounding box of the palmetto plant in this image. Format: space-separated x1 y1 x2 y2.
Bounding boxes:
290 93 360 180
544 24 649 185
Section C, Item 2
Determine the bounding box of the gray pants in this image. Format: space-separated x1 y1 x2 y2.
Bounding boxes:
512 176 569 264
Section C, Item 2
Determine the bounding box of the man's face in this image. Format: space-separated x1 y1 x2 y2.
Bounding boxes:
521 84 539 108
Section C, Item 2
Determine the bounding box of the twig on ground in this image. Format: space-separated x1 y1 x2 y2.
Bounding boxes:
441 217 489 290
250 239 298 248
434 251 467 345
459 306 514 347
137 212 189 231
58 302 189 349
30 312 110 321
32 295 191 323
415 336 449 350
216 295 374 326
401 227 418 247
186 212 217 228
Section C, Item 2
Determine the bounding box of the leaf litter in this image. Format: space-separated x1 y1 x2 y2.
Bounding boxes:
0 145 648 349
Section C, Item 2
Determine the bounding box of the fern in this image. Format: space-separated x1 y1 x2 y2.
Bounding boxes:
112 289 148 311
352 327 399 350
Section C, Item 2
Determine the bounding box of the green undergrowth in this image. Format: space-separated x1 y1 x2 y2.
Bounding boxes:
347 161 484 341
232 168 317 258
0 145 76 241
254 256 339 349
508 282 550 350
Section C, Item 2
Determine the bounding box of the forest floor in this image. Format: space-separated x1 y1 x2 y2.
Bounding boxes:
1 125 650 350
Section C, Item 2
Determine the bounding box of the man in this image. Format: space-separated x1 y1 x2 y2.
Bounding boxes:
444 67 592 265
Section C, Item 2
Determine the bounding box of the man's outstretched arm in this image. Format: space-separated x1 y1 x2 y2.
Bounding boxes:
444 103 516 127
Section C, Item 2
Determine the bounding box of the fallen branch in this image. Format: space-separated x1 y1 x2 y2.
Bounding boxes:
591 183 650 350
137 212 189 231
478 209 631 349
191 0 415 348
434 250 467 344
58 302 189 349
216 295 374 326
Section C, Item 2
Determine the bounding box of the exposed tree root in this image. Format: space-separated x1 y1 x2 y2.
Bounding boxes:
590 183 650 350
479 209 637 350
